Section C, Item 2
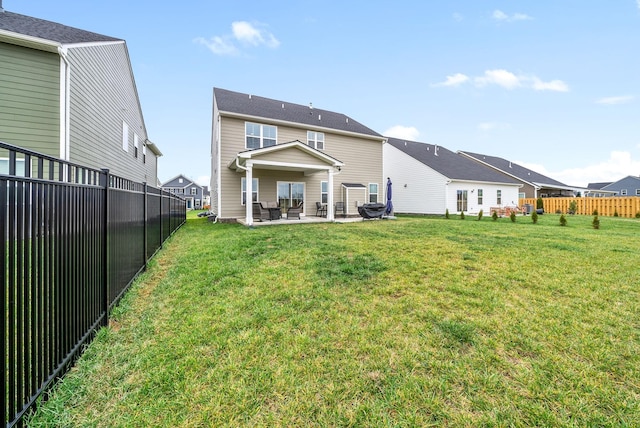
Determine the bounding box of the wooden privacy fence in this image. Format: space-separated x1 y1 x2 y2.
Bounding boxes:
1 141 186 428
520 197 640 218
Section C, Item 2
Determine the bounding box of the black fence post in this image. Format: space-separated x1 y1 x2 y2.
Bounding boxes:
143 182 148 269
100 169 110 328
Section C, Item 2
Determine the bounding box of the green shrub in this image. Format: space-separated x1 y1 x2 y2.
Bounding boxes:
492 211 498 221
460 211 465 220
559 214 567 226
614 210 619 217
536 197 544 210
568 200 577 214
531 211 538 224
445 209 450 219
636 211 640 219
510 211 516 223
592 209 598 216
477 210 483 221
592 215 600 229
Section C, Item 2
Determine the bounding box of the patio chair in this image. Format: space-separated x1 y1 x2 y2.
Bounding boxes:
253 202 271 221
315 202 327 217
334 201 345 217
287 202 303 220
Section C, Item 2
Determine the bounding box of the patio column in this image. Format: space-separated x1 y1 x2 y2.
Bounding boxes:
245 161 253 226
327 168 335 221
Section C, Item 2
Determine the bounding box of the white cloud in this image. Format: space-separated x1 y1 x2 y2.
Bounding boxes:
232 21 280 48
193 36 239 56
531 77 569 92
596 95 635 105
475 69 522 89
195 21 279 56
434 69 569 92
637 0 640 10
493 9 533 22
521 151 640 187
432 73 469 87
478 122 510 132
384 125 420 141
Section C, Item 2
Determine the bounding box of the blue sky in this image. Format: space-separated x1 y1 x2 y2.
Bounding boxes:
8 1 640 187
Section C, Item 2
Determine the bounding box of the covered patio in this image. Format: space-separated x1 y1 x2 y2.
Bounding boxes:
229 141 345 226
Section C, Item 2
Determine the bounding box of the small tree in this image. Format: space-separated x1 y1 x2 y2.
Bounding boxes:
614 209 619 217
445 209 450 219
477 209 483 221
460 211 465 220
592 215 600 229
636 211 640 219
492 211 498 221
510 211 516 223
536 197 544 210
559 214 567 226
592 209 598 216
568 200 577 214
531 211 538 224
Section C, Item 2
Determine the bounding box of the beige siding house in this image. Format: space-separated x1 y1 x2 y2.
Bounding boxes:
211 88 385 225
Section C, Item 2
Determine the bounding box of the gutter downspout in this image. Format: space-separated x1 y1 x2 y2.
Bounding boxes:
58 46 71 161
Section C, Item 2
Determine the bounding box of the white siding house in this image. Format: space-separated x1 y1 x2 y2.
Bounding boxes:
384 138 522 215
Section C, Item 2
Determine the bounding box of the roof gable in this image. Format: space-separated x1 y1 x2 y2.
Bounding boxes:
214 88 382 138
459 151 568 187
601 175 640 190
0 11 120 45
387 138 519 184
162 174 195 188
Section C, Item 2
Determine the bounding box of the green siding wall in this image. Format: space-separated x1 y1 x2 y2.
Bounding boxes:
0 42 60 157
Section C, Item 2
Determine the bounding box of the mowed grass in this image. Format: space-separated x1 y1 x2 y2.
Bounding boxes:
27 213 640 427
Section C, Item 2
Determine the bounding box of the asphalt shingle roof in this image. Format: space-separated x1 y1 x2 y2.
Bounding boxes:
0 10 121 44
214 88 382 138
459 151 568 187
387 138 519 184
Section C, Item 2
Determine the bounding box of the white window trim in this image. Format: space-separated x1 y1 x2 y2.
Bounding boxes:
497 189 502 205
368 183 379 204
321 181 328 204
134 133 139 158
191 187 197 195
621 189 627 196
122 121 129 152
636 189 640 196
307 131 325 150
241 177 259 206
245 122 277 149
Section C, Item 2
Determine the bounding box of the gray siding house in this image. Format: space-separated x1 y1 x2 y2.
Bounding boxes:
589 176 640 197
458 151 576 198
211 88 385 225
384 138 521 215
161 174 206 210
0 7 161 183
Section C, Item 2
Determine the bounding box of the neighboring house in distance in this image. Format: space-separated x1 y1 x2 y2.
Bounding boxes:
0 8 161 183
211 88 385 225
161 174 205 210
384 138 521 215
458 151 576 198
589 176 640 197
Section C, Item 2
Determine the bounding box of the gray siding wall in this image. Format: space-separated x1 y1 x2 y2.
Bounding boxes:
217 115 384 219
0 42 60 157
66 43 158 184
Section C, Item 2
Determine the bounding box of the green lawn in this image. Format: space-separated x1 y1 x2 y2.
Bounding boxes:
27 212 640 427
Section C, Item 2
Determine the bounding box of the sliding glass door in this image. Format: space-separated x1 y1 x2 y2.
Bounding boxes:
278 182 305 211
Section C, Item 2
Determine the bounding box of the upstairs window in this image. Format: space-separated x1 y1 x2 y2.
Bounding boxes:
621 189 627 196
307 131 325 150
246 122 276 149
477 189 483 205
191 187 197 195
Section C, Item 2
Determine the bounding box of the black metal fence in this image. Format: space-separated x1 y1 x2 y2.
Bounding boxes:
1 142 186 427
